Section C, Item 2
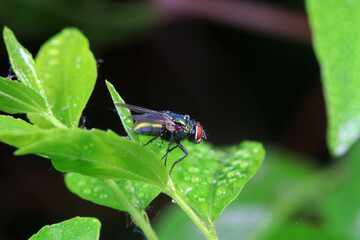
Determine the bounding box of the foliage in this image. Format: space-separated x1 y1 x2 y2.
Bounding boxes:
28 217 101 240
1 0 360 238
307 0 360 156
0 27 264 240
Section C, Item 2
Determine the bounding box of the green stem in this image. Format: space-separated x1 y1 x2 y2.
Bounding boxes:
165 179 218 240
103 179 159 240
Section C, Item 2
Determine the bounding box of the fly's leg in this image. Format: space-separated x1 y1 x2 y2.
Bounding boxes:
163 131 174 167
161 145 178 160
169 142 188 177
143 134 161 146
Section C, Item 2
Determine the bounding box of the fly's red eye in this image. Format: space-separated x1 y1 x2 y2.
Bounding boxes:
195 125 203 143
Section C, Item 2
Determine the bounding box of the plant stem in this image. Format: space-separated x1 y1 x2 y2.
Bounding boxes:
165 179 218 240
103 179 159 240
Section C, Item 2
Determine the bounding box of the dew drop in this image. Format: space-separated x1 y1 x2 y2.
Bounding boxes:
48 59 59 66
252 147 260 153
184 187 192 195
83 188 91 194
50 39 62 46
222 166 234 172
231 160 242 166
99 194 108 199
191 176 200 183
240 162 249 168
203 168 210 174
184 176 191 181
188 166 199 173
228 178 237 183
60 105 69 111
216 186 227 196
227 170 239 178
47 48 59 55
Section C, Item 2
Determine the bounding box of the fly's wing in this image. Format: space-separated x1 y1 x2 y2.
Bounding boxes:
116 103 176 129
115 103 159 114
128 113 176 127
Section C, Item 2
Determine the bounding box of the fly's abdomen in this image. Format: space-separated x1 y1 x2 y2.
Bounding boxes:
133 121 163 135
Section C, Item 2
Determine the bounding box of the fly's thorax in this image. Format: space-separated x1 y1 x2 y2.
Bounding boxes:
164 112 193 131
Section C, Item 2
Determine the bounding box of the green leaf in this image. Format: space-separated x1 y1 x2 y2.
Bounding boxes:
28 217 100 240
0 77 47 114
170 141 265 224
65 172 161 211
0 115 44 149
320 142 360 239
11 128 167 187
3 27 43 93
105 80 140 142
0 114 38 132
27 113 56 129
156 146 317 240
35 28 97 128
306 0 360 156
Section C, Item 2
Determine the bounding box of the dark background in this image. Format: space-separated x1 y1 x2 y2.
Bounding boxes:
0 0 325 239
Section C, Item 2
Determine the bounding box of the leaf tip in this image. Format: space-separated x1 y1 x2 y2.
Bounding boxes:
14 148 28 156
105 80 112 88
3 26 13 40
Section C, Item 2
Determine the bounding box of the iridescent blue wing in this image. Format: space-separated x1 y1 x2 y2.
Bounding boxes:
115 103 176 127
115 103 159 114
127 113 175 126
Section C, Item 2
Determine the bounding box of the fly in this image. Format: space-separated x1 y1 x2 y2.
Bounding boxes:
115 103 207 176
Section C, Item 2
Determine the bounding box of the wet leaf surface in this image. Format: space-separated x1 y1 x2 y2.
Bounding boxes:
28 217 100 240
35 28 97 128
65 172 161 211
169 141 265 224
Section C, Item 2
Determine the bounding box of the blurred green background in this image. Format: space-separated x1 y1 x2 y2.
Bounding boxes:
1 0 350 239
